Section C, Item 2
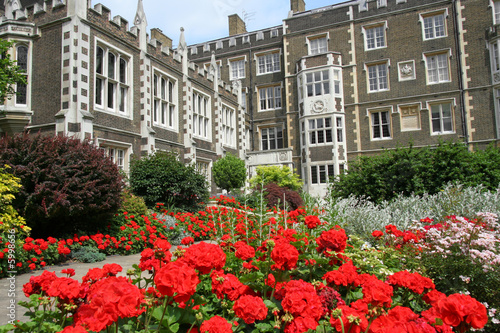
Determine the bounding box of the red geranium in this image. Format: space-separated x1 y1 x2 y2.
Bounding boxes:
234 241 255 261
361 275 393 307
323 261 361 287
183 242 226 274
211 270 253 301
200 315 233 333
284 316 318 333
436 293 488 331
154 260 200 303
233 295 268 324
387 270 435 294
304 215 321 229
316 227 347 254
271 240 299 271
281 279 323 322
330 304 368 333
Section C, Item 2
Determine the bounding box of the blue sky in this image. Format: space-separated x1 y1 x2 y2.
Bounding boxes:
94 0 348 46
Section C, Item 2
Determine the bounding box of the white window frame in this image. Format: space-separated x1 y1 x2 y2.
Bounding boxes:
366 61 389 92
424 50 451 84
427 99 455 135
363 22 387 51
335 116 344 143
152 69 177 130
490 40 500 76
419 9 448 40
260 126 284 151
494 0 500 24
258 84 282 111
305 69 330 97
255 50 281 75
94 39 132 117
308 117 333 145
192 90 211 141
98 140 132 174
310 164 335 185
196 159 212 184
221 104 236 147
306 33 329 55
368 107 392 140
228 56 246 80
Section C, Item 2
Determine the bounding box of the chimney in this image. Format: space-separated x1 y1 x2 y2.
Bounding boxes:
228 14 247 36
291 0 306 13
151 28 173 49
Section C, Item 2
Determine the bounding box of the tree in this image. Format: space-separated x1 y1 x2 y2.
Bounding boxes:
0 40 28 102
249 165 303 191
129 151 209 212
212 153 246 193
0 133 124 237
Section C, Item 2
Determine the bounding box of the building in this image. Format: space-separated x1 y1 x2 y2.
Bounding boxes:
1 0 499 197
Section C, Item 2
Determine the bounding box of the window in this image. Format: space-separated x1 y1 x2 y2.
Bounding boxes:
196 160 211 183
491 41 500 73
221 105 236 147
257 51 280 75
229 58 245 80
241 89 247 110
15 45 28 105
306 70 330 97
430 102 454 134
259 85 281 111
336 117 343 142
367 62 388 92
371 110 391 139
95 44 130 114
333 69 341 95
421 12 446 40
364 24 386 50
193 91 210 139
495 1 500 24
261 126 283 150
311 164 334 184
309 117 333 145
153 72 177 129
400 104 421 131
308 35 328 55
101 146 128 171
204 61 222 79
425 52 450 84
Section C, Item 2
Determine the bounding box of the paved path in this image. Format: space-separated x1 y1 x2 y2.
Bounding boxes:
0 252 144 327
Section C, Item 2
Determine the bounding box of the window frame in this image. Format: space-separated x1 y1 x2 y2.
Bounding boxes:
94 39 132 117
424 50 451 85
419 9 448 40
152 69 177 130
98 140 132 173
221 104 236 147
258 84 282 111
366 61 389 93
15 44 29 106
368 107 392 140
255 50 281 76
228 56 246 81
308 117 333 145
306 33 329 55
363 22 387 51
192 90 212 141
260 125 284 151
427 99 455 135
196 159 212 184
310 164 335 185
305 69 330 97
204 60 222 79
494 0 500 24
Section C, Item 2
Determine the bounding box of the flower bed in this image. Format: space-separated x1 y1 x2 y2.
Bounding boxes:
1 203 497 332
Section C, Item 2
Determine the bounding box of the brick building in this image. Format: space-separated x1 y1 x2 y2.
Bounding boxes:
1 0 499 197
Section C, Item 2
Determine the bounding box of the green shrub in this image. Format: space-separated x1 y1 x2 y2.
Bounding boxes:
70 245 106 263
0 133 124 238
129 151 209 212
118 189 148 218
329 141 500 203
0 165 30 236
212 153 246 193
249 165 303 191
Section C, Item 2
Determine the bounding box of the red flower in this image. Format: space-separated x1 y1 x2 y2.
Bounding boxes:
181 236 195 245
323 261 361 287
233 295 268 324
154 260 200 303
372 230 384 238
271 240 299 271
59 325 88 333
234 241 255 261
46 277 82 300
387 270 435 294
316 227 347 254
211 270 253 301
284 316 318 333
183 242 226 274
281 279 323 322
436 293 488 330
304 215 321 229
330 304 368 333
200 315 232 333
361 275 393 307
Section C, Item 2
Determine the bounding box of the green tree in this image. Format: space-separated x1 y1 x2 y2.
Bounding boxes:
129 151 209 212
212 153 246 193
249 165 303 191
0 39 27 102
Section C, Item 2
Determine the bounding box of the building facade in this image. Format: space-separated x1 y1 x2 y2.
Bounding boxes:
1 0 499 197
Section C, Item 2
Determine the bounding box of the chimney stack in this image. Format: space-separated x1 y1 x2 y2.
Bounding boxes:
228 14 247 36
291 0 306 13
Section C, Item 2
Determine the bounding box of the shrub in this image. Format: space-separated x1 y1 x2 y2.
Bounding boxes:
0 165 30 236
129 151 209 212
117 189 148 218
0 133 124 238
249 165 303 191
257 182 303 211
70 245 106 263
212 153 246 193
329 141 500 203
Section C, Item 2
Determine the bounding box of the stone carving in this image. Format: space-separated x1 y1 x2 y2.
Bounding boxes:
311 100 326 113
494 72 500 83
279 151 288 161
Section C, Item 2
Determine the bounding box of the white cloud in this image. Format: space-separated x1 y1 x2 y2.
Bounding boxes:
93 0 344 46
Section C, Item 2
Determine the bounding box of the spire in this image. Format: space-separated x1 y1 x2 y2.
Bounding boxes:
134 0 147 27
178 27 188 76
178 27 187 53
209 51 219 89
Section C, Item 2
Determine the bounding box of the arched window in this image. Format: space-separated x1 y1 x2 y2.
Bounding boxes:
16 45 28 105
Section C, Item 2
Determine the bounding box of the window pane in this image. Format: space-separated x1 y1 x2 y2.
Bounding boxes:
96 47 104 74
319 165 327 183
119 58 126 83
107 82 115 108
311 166 318 184
17 46 28 71
95 78 102 105
108 53 115 79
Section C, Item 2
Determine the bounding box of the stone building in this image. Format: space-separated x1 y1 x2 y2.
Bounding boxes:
1 0 499 197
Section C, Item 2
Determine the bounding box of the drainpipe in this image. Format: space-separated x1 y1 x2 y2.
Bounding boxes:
452 0 470 150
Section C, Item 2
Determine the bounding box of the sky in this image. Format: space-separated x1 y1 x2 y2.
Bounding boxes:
94 0 349 47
